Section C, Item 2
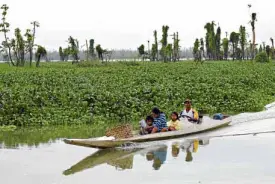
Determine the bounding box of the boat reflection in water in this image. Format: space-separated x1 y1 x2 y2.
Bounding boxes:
63 138 210 175
63 148 140 175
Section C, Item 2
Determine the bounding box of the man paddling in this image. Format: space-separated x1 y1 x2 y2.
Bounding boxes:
179 99 199 122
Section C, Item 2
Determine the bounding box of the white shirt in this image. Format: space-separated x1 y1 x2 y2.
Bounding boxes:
180 109 195 118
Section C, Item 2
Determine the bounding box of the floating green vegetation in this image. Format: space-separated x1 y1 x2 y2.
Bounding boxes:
0 61 275 127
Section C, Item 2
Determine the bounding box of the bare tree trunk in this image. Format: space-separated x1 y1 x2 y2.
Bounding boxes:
252 30 255 59
242 48 245 60
36 54 41 67
30 22 37 67
85 40 89 61
29 48 33 67
232 44 235 61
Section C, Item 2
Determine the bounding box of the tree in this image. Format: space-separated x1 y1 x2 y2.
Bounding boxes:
230 32 240 61
236 48 242 60
222 38 229 60
153 30 158 61
204 22 216 60
270 38 275 59
96 44 104 61
12 28 25 66
210 21 216 59
138 44 145 61
262 42 266 51
67 36 79 62
200 38 205 59
63 48 70 61
103 50 113 62
266 45 271 59
29 21 40 66
35 45 47 67
151 43 157 61
215 26 221 60
176 32 180 61
239 26 246 60
250 13 257 59
193 38 200 61
59 47 64 61
172 32 180 61
0 44 8 62
151 31 158 61
204 23 211 59
166 44 173 61
259 45 263 53
255 52 269 63
89 39 95 59
0 4 14 65
24 29 33 65
160 25 169 61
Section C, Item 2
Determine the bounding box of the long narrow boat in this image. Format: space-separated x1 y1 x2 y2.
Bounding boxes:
64 116 232 149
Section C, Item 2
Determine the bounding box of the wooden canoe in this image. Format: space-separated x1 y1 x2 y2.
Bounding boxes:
64 116 232 149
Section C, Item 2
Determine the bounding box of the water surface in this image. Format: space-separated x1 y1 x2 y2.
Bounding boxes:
1 116 275 184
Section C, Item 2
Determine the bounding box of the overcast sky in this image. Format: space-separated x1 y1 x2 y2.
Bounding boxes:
1 0 275 51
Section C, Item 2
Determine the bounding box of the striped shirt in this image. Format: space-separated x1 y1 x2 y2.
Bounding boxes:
153 113 167 131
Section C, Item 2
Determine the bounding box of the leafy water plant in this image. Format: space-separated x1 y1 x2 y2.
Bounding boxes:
0 61 275 127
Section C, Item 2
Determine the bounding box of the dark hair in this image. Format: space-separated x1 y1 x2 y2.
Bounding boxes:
146 115 154 122
152 107 161 115
171 112 179 120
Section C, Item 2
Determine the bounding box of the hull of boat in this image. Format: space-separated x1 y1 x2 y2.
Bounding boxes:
64 116 232 149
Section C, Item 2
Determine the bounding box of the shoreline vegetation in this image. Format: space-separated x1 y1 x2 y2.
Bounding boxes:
1 61 275 130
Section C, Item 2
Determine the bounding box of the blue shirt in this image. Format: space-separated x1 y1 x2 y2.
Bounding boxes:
153 113 167 131
153 147 167 164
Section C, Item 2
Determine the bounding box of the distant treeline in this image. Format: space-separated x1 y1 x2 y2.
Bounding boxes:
0 48 194 62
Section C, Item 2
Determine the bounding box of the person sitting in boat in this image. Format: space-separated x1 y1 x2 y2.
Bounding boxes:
151 107 168 133
180 99 199 122
139 115 154 135
167 112 181 131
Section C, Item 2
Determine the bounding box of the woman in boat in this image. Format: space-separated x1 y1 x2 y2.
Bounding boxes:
151 107 168 133
179 99 199 122
167 112 181 131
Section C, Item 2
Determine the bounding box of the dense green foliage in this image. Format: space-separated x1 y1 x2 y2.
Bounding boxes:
0 61 275 127
255 52 269 63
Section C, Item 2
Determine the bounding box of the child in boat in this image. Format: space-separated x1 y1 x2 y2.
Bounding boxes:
139 116 154 135
167 112 181 131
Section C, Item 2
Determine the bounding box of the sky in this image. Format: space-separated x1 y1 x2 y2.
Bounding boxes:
1 0 275 51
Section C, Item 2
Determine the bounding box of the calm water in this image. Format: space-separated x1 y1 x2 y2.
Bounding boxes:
1 117 275 184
